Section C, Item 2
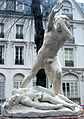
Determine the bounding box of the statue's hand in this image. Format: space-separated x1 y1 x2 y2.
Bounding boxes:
52 3 63 13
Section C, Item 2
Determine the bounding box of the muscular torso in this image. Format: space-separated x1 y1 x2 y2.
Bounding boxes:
38 26 66 60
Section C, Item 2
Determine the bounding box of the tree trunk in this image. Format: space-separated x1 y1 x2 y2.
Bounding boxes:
32 0 46 87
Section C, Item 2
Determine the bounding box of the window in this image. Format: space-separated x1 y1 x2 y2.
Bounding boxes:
69 25 73 35
0 0 5 10
6 0 16 11
63 8 69 14
16 25 23 39
13 74 24 89
15 46 24 65
16 0 23 12
0 74 5 115
0 46 4 65
62 1 73 20
62 82 70 97
14 81 22 89
0 74 5 99
0 23 4 38
62 82 78 98
62 74 80 104
0 81 5 98
65 48 74 67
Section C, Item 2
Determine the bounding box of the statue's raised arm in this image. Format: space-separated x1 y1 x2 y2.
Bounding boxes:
47 3 63 32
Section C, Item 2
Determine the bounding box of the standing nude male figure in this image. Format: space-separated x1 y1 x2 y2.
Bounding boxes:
21 4 73 95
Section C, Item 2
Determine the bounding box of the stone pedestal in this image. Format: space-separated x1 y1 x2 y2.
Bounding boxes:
2 105 84 119
2 114 84 119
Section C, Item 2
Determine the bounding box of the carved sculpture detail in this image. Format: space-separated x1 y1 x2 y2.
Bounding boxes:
21 4 73 95
3 86 81 111
2 5 83 115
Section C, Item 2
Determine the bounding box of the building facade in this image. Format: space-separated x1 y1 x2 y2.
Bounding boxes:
78 2 84 13
0 0 84 114
58 0 84 105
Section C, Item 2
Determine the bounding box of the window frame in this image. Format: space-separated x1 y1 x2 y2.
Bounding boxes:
64 48 74 67
16 24 23 39
0 0 5 10
6 0 16 11
16 0 24 12
0 23 4 38
0 46 4 65
13 74 24 89
15 46 24 65
62 81 79 98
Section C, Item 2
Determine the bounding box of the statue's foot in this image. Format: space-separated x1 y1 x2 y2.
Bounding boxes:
69 105 75 111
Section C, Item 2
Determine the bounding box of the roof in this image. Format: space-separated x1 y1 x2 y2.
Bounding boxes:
72 0 84 18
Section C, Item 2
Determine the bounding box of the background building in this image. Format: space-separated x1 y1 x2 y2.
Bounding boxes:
0 0 84 114
78 2 84 13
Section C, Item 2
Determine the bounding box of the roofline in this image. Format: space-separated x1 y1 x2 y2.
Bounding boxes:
72 0 84 18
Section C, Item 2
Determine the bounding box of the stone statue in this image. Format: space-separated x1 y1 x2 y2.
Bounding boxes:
3 86 83 117
3 86 80 111
2 4 84 118
21 4 73 95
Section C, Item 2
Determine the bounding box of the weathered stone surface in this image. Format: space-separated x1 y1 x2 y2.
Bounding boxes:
3 115 84 119
3 105 84 118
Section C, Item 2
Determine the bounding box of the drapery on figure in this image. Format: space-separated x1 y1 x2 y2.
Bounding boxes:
21 3 73 95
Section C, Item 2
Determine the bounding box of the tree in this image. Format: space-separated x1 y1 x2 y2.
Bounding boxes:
0 0 56 87
32 0 46 87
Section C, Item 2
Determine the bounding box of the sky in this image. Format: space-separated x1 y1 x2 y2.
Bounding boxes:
76 0 84 3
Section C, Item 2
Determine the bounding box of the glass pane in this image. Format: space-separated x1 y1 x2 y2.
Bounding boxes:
16 47 19 59
74 82 78 97
16 25 23 35
65 49 68 60
67 83 70 97
69 49 73 60
16 25 19 34
20 25 23 34
17 0 23 11
14 82 18 89
20 81 22 87
0 46 2 59
62 83 66 95
64 9 69 14
6 0 14 10
0 1 4 10
0 24 4 33
0 82 5 98
71 82 74 97
20 47 23 59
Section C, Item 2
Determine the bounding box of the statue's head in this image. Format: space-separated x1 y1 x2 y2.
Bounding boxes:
2 94 21 109
54 15 70 32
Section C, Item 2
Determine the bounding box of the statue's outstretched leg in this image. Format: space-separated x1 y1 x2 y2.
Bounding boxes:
20 95 63 110
21 55 43 88
36 92 75 111
58 94 81 109
45 56 63 95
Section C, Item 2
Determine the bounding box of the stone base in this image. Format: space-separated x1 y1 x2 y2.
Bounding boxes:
2 105 84 119
2 114 84 119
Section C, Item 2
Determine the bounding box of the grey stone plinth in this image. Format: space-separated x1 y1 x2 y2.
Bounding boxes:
2 105 84 119
2 114 84 119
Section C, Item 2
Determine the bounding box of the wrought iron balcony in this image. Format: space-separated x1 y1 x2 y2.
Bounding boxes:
0 59 4 64
65 60 74 67
15 59 24 65
16 33 23 39
0 32 4 38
